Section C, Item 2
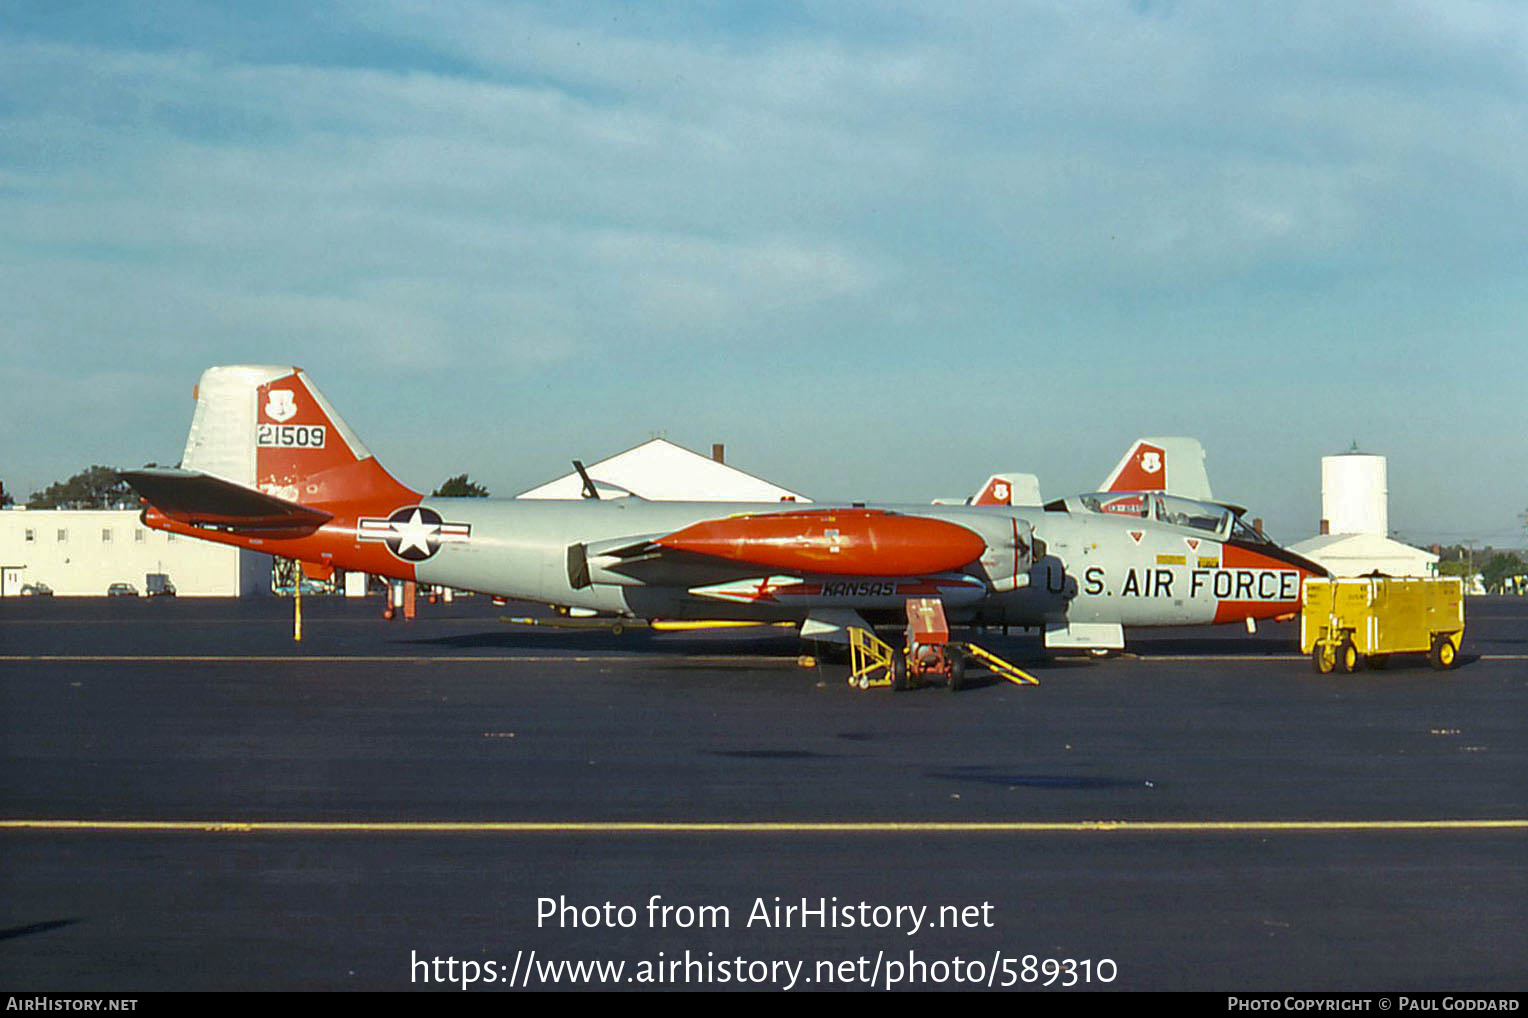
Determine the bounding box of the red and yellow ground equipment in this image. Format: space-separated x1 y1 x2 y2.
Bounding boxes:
847 597 1040 692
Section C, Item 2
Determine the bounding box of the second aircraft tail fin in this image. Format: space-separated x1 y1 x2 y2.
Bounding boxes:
1099 437 1212 501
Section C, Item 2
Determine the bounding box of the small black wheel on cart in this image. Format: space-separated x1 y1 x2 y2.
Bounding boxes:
610 621 625 636
947 651 966 693
1428 636 1457 671
1311 643 1336 674
1338 639 1361 674
891 652 909 692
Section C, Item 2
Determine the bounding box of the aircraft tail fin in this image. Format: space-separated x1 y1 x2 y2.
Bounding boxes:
177 365 416 509
1100 437 1212 501
970 472 1043 507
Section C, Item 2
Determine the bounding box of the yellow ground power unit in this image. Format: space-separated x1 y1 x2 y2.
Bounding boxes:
1300 576 1464 674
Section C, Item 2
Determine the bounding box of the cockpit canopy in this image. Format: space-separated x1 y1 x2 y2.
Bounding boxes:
1062 491 1274 545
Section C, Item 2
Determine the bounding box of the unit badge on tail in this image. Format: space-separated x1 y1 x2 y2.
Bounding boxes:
358 506 471 561
264 389 299 422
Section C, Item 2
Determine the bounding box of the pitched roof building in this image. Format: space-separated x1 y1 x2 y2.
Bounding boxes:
516 439 809 503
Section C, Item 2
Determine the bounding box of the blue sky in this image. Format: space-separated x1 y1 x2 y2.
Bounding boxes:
2 1 1524 545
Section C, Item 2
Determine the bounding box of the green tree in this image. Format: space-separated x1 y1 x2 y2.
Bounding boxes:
1481 553 1526 593
1435 544 1482 578
28 465 137 509
432 474 490 498
0 481 12 508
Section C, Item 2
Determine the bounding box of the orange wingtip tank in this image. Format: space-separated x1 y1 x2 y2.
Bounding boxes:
655 508 987 577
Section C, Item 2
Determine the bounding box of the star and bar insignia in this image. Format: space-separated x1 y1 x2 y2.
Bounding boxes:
357 506 471 562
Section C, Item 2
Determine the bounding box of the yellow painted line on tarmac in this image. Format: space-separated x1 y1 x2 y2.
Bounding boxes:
1139 654 1301 661
3 819 1525 835
1141 653 1528 662
0 654 794 666
4 653 1525 666
0 618 414 626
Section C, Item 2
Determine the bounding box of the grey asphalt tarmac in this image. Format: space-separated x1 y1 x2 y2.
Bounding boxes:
1 596 1524 991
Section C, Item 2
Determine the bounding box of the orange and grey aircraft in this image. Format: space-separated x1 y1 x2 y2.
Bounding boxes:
123 366 1326 654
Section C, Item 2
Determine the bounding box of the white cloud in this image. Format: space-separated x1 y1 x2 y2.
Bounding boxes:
1 2 1525 535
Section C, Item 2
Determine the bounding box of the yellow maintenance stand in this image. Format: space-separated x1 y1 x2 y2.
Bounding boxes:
1300 576 1464 674
847 599 1040 691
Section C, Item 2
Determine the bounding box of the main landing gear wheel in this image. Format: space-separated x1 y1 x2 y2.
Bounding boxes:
1311 643 1337 675
947 651 967 693
1429 636 1457 671
819 643 851 667
1338 640 1361 674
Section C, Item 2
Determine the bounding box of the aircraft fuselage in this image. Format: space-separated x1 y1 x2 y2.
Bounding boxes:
146 495 1314 630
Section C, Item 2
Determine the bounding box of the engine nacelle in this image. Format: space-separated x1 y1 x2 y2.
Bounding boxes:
935 512 1033 593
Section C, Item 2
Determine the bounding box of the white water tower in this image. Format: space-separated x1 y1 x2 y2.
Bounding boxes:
1320 446 1387 536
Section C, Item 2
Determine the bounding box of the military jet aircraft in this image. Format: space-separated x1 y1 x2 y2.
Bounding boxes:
123 366 1325 654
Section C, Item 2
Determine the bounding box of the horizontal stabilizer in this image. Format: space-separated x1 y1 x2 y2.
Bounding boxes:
120 468 332 534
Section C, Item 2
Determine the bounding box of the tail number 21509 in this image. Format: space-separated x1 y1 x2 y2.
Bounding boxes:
257 424 326 448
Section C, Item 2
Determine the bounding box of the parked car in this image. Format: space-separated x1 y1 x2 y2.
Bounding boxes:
145 573 177 597
20 582 53 597
106 582 139 597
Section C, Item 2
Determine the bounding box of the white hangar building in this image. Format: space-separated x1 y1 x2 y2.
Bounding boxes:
518 438 809 502
1288 450 1438 578
0 507 266 597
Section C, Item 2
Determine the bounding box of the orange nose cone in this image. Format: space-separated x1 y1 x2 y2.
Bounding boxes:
656 509 987 577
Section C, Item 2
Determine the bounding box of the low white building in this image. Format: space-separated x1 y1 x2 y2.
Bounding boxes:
0 507 265 596
1287 532 1438 578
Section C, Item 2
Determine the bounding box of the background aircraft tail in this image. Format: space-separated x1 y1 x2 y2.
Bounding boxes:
1100 437 1213 501
970 472 1042 506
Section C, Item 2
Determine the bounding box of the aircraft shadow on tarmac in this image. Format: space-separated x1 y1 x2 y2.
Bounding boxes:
398 627 802 658
925 766 1152 790
398 626 1084 670
390 621 1493 673
396 626 1323 668
709 749 843 759
1117 634 1298 656
0 919 81 943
